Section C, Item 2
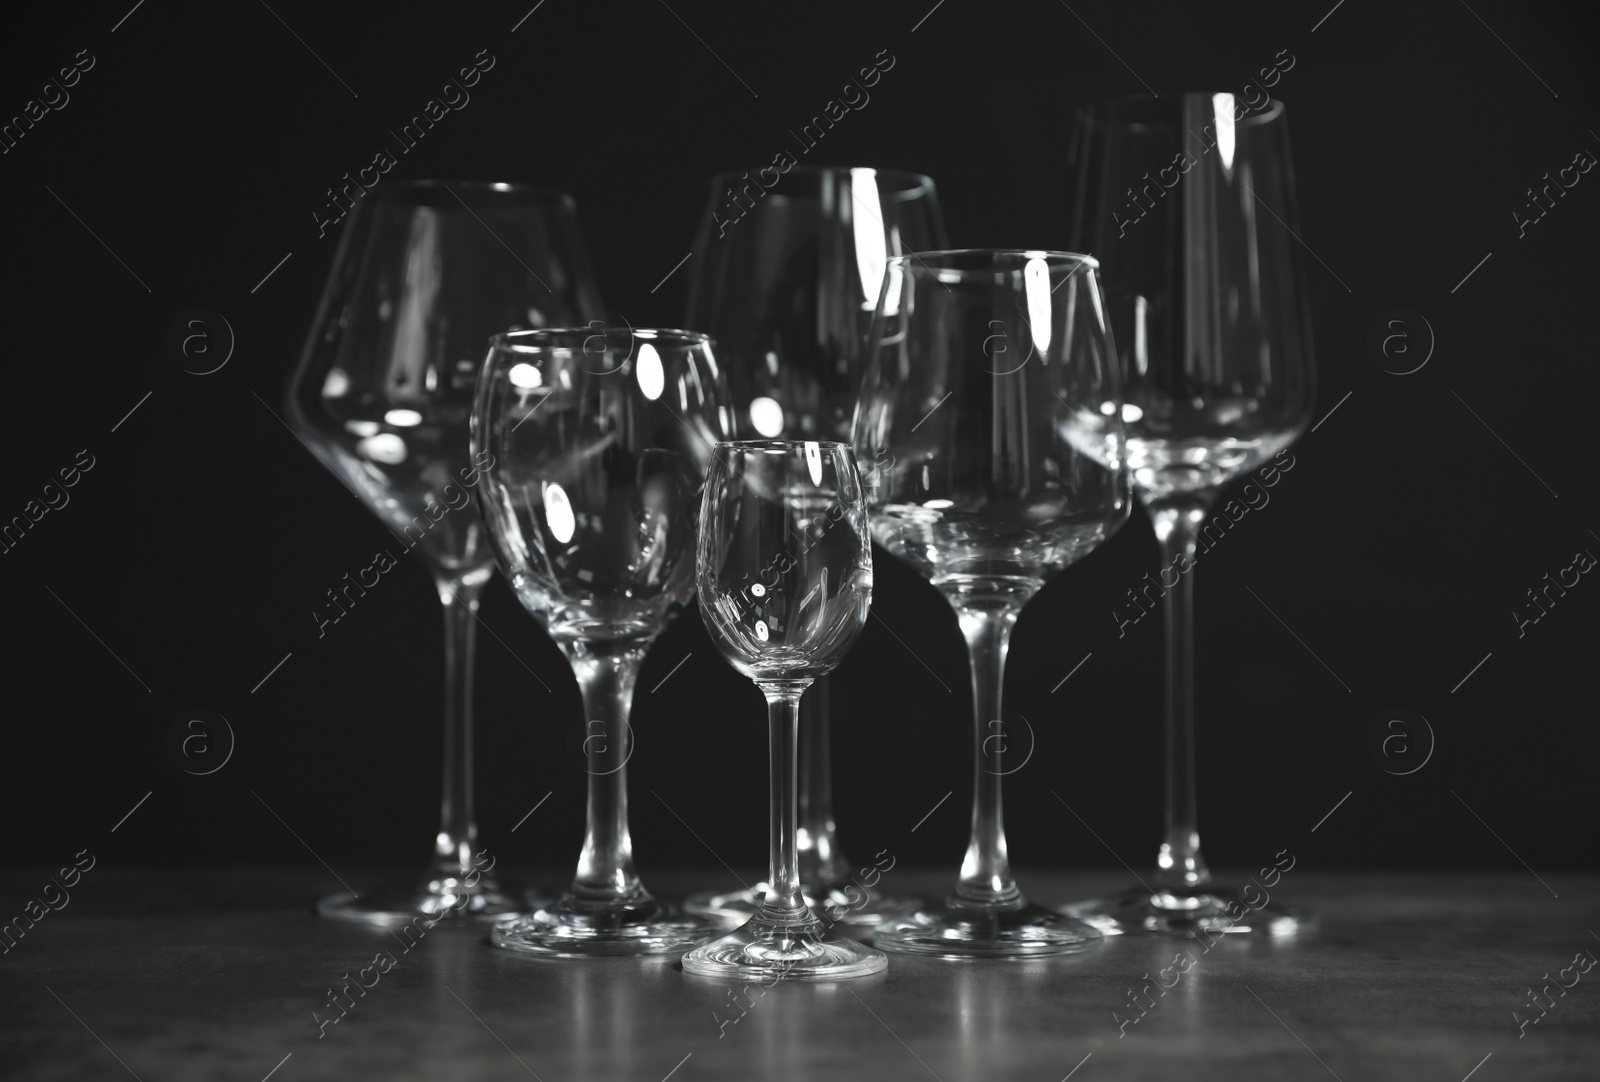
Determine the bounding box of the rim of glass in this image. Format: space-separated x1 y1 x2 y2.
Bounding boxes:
489 327 713 354
709 166 936 201
371 179 576 206
714 439 851 452
886 249 1099 272
1073 92 1287 129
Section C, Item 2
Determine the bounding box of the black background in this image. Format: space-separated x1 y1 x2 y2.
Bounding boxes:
3 0 1596 887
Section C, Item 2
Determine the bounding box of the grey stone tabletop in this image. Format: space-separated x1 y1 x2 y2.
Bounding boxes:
2 867 1596 1081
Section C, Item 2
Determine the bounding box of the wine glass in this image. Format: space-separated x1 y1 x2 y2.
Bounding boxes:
682 440 887 980
852 249 1129 957
474 327 729 956
681 166 945 930
286 179 604 925
1060 93 1315 935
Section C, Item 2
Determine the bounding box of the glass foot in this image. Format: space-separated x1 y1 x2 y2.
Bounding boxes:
873 896 1103 958
685 883 919 933
317 872 540 927
1061 883 1312 937
491 893 712 957
682 906 887 981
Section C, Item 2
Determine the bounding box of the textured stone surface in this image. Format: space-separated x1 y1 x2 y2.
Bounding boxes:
2 867 1596 1080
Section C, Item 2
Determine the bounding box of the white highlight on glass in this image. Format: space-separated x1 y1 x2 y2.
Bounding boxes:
509 362 542 388
850 168 889 312
1133 294 1150 377
357 433 406 464
804 441 823 487
1100 401 1143 422
636 342 664 400
543 482 576 543
881 261 904 317
749 396 784 437
384 408 423 427
1213 93 1236 174
1023 257 1052 356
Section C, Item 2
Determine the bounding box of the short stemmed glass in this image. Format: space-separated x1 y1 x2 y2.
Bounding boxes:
1061 93 1315 935
853 250 1129 957
682 167 945 930
473 327 728 955
287 180 603 925
682 440 887 980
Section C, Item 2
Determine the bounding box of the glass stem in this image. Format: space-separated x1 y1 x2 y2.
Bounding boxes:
564 639 650 903
431 573 486 881
1149 498 1215 892
797 672 848 889
757 680 811 916
954 603 1022 906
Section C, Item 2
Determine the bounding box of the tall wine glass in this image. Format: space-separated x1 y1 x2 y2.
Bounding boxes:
1061 93 1315 935
683 440 886 980
287 180 604 925
682 166 946 930
474 327 728 955
853 250 1129 956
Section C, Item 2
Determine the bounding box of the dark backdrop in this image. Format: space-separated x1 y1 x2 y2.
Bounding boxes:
3 0 1596 886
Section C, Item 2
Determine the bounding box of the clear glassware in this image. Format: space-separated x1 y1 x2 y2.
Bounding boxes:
1060 93 1316 936
682 440 887 980
681 166 945 930
474 327 729 956
852 250 1129 957
286 180 604 925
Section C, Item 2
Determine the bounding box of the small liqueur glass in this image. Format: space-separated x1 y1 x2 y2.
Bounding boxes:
682 440 887 980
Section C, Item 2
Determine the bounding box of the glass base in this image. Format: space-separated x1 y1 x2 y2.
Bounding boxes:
491 893 712 957
872 895 1103 958
317 872 540 927
684 883 919 934
1061 883 1312 937
682 906 887 981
